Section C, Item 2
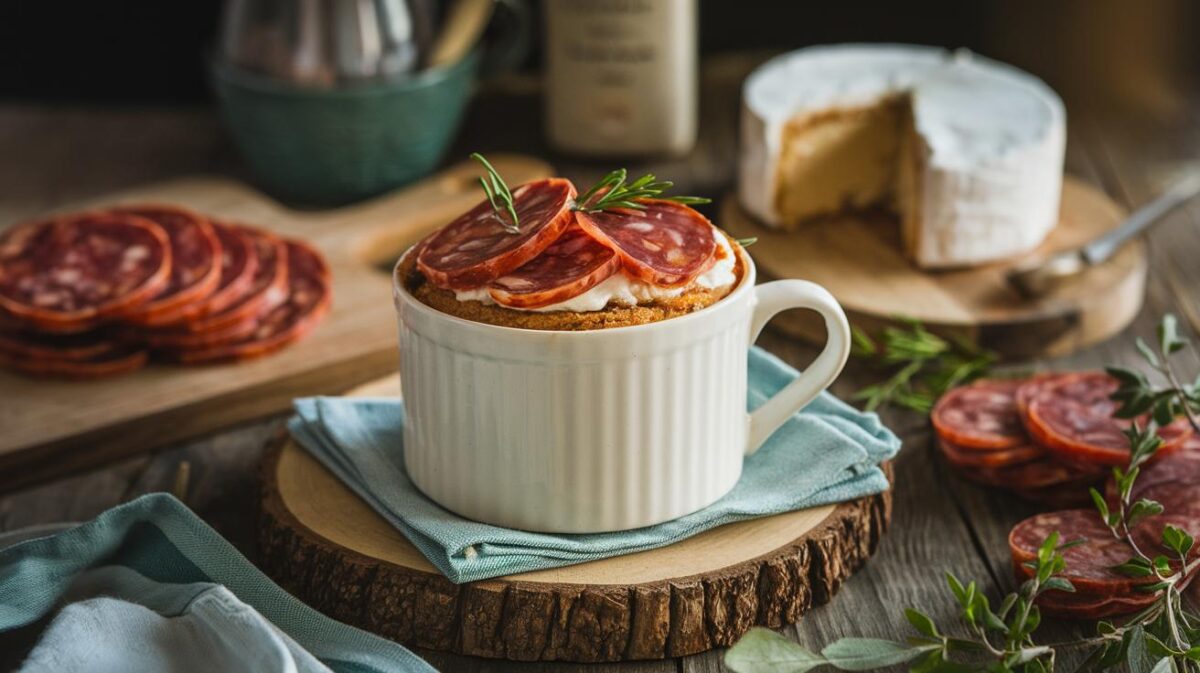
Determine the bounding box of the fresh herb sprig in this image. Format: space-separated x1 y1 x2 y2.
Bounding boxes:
726 535 1077 673
726 314 1200 673
471 153 521 234
573 168 710 213
1107 314 1200 434
851 319 996 413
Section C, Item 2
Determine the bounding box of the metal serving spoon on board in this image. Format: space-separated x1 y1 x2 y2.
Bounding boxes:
1007 173 1200 298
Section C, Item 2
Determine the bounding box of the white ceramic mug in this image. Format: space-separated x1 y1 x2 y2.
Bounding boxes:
392 245 851 533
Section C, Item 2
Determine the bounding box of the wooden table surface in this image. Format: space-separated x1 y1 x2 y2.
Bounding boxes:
3 55 1200 671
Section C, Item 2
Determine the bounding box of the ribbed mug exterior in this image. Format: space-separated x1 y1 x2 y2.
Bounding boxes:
393 245 850 533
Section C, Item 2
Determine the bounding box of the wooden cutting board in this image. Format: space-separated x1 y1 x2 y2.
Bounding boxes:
258 376 892 662
722 176 1146 359
0 155 553 492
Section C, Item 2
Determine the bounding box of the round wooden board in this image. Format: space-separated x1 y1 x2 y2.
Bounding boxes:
258 376 893 662
722 177 1147 359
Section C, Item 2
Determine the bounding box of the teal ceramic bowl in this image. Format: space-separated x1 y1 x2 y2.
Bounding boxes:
211 50 481 206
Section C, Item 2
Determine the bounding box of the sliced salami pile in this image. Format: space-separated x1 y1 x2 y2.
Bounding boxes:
933 372 1194 506
1009 502 1200 620
415 178 723 309
0 205 330 379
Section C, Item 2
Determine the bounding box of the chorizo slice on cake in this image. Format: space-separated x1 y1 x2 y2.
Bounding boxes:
488 225 621 309
417 178 577 290
574 199 717 287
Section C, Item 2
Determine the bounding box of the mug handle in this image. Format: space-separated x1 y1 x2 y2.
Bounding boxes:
745 280 851 455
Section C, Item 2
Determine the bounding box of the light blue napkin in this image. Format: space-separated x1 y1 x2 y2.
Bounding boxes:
289 346 900 584
16 567 333 673
0 494 434 673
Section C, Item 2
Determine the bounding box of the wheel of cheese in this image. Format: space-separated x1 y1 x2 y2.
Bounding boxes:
574 199 718 287
488 226 620 309
0 213 171 332
116 205 222 326
932 378 1028 450
417 178 577 290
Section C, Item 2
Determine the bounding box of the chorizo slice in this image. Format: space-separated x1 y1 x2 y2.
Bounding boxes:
418 178 577 290
574 199 717 287
488 225 620 309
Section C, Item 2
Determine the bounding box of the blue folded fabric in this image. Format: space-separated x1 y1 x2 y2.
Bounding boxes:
289 346 901 584
0 494 434 673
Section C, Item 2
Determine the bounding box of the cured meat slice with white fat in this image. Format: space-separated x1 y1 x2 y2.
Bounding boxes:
932 378 1028 450
1024 372 1192 466
418 178 577 290
574 199 717 287
0 213 170 332
488 226 620 309
116 205 222 326
170 240 330 364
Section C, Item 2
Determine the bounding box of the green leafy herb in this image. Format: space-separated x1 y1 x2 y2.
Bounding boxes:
471 152 520 234
727 534 1076 673
1107 314 1200 434
572 168 710 213
850 319 996 413
735 237 759 248
727 314 1200 673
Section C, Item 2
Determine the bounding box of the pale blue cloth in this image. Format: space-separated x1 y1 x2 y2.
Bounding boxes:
17 567 333 673
289 346 901 584
0 494 434 673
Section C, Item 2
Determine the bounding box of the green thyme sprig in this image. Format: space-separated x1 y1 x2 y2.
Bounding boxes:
1107 314 1200 434
573 168 711 213
851 319 996 413
471 153 520 234
726 535 1077 673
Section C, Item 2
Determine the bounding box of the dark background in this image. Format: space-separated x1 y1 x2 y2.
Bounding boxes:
2 0 1197 112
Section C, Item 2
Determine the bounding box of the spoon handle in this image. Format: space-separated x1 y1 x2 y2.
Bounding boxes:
1082 172 1200 264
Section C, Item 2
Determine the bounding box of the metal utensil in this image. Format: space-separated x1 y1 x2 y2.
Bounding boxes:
217 0 437 88
1007 173 1200 298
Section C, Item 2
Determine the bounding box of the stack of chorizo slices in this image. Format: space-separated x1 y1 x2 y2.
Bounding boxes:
932 372 1193 506
0 205 330 379
414 178 723 307
1008 501 1200 620
936 373 1200 620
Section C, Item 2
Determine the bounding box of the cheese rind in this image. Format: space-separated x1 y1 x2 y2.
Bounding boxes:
739 44 1066 268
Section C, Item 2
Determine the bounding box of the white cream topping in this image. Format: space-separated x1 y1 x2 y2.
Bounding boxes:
454 228 737 313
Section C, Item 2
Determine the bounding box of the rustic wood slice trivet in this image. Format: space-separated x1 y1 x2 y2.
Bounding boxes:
722 176 1145 359
258 376 893 663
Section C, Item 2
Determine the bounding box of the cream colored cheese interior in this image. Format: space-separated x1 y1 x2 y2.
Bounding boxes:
740 44 1066 269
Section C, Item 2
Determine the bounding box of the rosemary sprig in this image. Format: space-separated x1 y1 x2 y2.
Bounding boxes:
471 153 520 234
726 314 1200 673
573 168 711 213
851 319 996 413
